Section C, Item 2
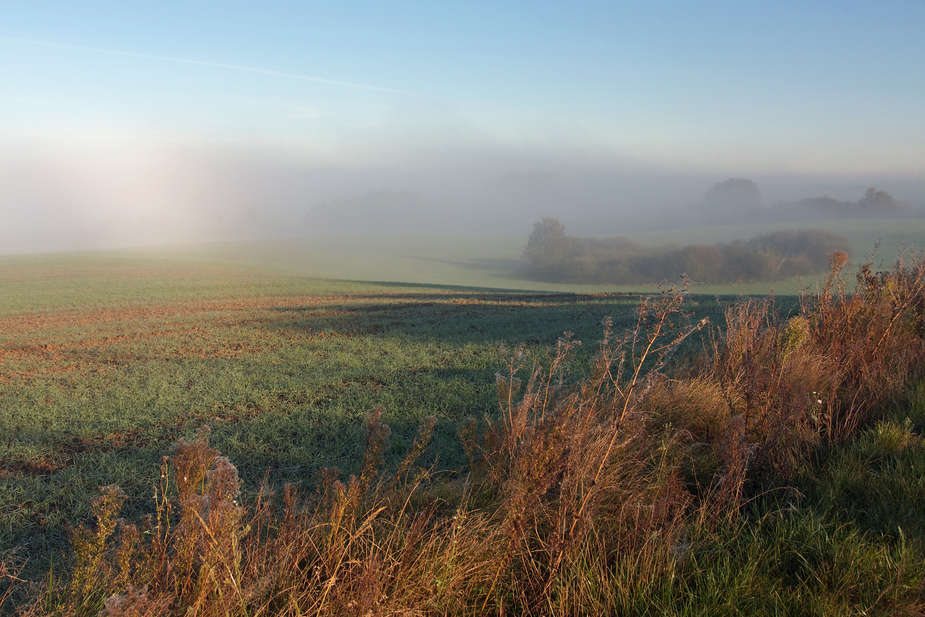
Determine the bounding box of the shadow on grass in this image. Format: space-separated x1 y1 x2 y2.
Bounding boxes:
262 290 737 347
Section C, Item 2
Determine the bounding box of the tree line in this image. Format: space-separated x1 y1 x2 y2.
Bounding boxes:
523 218 850 284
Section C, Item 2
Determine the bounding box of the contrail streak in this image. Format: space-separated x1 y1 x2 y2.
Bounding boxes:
0 34 419 95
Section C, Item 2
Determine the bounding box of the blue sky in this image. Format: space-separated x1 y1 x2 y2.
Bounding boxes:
2 1 925 249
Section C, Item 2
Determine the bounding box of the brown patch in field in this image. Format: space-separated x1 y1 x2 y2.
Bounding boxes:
162 340 268 360
0 362 84 385
1 327 182 360
0 427 158 478
208 402 270 423
344 377 387 393
0 455 65 477
0 294 330 338
0 311 286 378
0 294 362 356
56 427 152 454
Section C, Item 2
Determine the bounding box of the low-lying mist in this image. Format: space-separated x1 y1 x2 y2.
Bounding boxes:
2 137 924 255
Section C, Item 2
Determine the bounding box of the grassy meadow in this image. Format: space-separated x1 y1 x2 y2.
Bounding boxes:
1 253 711 572
2 222 925 614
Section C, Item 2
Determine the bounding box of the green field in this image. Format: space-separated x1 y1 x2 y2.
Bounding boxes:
2 224 925 613
0 223 917 560
2 251 733 577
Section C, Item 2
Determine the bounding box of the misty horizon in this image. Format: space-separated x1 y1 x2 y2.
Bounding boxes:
3 3 924 254
3 144 924 254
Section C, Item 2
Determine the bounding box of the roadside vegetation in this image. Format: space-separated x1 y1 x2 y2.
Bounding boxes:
3 248 925 614
523 217 851 285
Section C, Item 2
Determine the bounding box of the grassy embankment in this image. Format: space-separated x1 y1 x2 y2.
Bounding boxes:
2 229 925 614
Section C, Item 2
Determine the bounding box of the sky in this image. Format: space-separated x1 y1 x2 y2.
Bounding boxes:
2 1 925 251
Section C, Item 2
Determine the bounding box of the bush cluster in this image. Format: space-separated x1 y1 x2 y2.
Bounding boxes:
523 218 850 284
8 250 925 615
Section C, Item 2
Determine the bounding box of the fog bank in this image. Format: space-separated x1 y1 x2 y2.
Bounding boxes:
3 135 924 254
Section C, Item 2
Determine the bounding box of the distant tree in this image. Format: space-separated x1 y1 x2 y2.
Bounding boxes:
524 217 570 267
702 178 763 212
858 187 897 211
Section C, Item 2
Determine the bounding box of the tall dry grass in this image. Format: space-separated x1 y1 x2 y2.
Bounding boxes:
735 251 922 463
13 249 925 616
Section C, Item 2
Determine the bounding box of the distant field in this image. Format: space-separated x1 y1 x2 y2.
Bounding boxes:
0 254 744 579
121 216 925 296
